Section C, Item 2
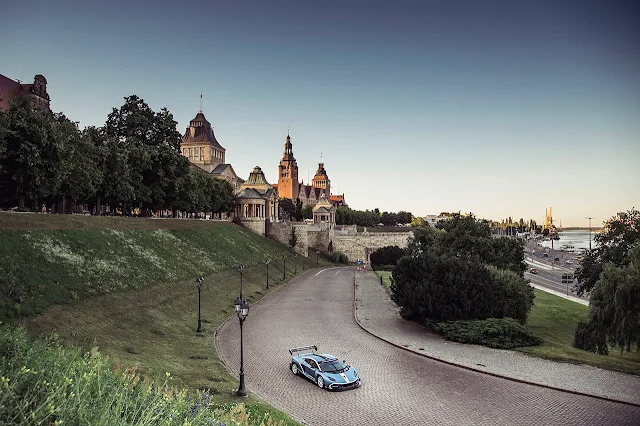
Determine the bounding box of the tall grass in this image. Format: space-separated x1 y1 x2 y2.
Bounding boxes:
0 324 285 425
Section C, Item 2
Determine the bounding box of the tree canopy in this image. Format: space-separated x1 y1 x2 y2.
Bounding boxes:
573 208 640 354
0 95 234 215
575 208 640 296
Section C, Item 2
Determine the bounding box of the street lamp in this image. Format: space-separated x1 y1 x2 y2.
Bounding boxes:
234 296 250 397
282 255 286 280
316 251 319 267
238 265 244 299
585 217 593 251
195 275 204 333
294 254 298 274
265 259 270 289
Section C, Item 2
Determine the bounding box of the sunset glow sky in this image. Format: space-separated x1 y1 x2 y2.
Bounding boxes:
2 0 638 226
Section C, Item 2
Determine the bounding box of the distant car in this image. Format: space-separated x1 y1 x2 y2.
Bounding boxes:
554 257 560 262
289 346 360 391
529 268 539 274
565 260 573 264
543 253 549 257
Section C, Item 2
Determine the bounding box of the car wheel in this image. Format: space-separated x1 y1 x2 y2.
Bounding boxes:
316 375 324 389
291 363 299 376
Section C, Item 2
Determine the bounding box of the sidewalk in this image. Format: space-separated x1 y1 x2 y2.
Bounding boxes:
353 270 640 406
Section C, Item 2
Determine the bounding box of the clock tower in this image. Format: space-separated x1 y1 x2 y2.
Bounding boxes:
277 131 299 201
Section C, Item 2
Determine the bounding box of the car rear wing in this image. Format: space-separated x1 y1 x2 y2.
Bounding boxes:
288 345 318 356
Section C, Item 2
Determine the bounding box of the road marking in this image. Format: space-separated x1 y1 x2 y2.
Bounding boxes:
315 269 328 276
335 270 340 275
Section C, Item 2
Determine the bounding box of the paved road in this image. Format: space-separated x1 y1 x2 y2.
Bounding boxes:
216 267 640 426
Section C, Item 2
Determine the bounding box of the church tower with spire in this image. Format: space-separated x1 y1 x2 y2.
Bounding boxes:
277 131 299 200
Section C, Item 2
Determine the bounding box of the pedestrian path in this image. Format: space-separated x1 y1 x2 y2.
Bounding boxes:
353 270 640 406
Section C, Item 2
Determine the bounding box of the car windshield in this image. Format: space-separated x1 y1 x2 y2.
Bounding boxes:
319 360 346 373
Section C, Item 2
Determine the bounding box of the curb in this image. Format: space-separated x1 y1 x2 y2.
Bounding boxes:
352 269 640 408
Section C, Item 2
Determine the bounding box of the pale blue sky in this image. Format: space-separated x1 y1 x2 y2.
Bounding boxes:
1 0 638 226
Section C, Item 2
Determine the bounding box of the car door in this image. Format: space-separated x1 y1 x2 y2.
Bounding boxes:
302 358 318 378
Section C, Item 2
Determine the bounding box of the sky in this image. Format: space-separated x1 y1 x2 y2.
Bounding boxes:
1 0 639 227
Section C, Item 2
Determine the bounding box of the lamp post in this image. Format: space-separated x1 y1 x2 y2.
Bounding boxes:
294 254 298 274
282 255 286 280
316 251 319 267
265 259 270 289
585 216 593 251
238 265 244 299
234 296 250 397
195 275 204 333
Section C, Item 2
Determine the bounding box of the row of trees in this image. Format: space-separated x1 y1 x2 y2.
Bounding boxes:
0 95 234 215
574 208 640 353
387 215 533 324
335 207 415 227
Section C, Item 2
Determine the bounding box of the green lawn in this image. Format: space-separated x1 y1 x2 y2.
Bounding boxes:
517 289 640 375
374 270 392 293
373 264 640 375
0 213 336 425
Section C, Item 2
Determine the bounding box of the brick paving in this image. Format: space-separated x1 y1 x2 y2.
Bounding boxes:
215 267 640 426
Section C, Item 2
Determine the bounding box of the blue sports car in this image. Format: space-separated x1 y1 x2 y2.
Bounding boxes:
289 346 361 391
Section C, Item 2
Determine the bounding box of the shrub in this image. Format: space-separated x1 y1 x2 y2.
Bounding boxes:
434 318 541 349
391 250 495 322
370 245 405 267
0 324 284 425
573 321 609 355
330 251 348 264
486 266 535 323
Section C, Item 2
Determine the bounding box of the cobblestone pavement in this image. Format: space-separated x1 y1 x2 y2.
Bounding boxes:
355 270 640 406
216 267 640 426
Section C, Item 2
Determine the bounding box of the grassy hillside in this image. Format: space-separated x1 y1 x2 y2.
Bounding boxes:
0 213 309 321
1 212 330 425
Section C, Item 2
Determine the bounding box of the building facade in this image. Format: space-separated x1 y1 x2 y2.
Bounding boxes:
180 111 226 173
0 74 51 111
276 133 345 208
233 166 279 236
180 109 244 193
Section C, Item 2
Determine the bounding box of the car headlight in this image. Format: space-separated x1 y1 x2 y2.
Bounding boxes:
354 371 358 377
328 376 335 381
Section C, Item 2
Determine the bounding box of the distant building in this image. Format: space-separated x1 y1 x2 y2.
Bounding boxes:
423 215 448 226
180 109 244 193
234 166 279 236
276 132 345 208
0 73 51 111
312 192 336 228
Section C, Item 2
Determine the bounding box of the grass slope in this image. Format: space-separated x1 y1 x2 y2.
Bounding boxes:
1 213 332 425
516 289 640 375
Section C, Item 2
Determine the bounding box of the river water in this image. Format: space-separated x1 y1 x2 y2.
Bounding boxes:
540 230 598 251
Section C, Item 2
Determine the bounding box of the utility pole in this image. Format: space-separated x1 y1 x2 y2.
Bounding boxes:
585 217 593 250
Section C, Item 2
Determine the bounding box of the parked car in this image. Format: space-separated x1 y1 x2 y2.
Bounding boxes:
565 260 573 264
289 346 360 391
529 268 539 274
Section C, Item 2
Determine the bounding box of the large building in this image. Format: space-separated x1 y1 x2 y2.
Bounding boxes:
0 73 51 111
275 133 345 208
180 109 243 193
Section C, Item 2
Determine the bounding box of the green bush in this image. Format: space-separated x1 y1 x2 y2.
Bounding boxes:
391 251 495 322
0 324 283 425
370 245 405 267
434 318 541 349
486 266 535 324
330 251 349 264
573 321 609 355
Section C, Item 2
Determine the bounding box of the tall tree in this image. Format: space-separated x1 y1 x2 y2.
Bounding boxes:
575 208 640 296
